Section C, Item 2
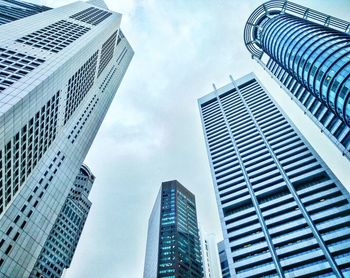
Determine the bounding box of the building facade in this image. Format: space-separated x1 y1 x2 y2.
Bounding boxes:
199 231 222 278
217 240 230 278
244 0 350 159
0 0 133 276
143 180 203 278
198 73 350 277
30 164 95 278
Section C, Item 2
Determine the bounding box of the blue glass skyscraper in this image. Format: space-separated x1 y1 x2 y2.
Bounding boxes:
244 0 350 159
199 73 350 277
143 180 203 278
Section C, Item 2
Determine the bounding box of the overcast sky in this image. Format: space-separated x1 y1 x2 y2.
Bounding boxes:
32 0 350 277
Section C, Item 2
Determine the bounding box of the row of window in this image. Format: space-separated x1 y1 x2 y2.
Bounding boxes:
262 13 350 125
98 31 117 76
0 151 64 270
242 81 349 274
0 47 45 92
201 79 350 276
68 95 99 144
70 7 112 26
64 51 98 124
16 20 90 53
0 91 59 215
267 57 350 156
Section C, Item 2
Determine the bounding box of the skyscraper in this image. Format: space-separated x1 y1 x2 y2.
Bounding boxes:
30 164 95 278
143 180 203 278
198 72 350 277
199 231 222 278
244 0 350 159
217 240 229 278
0 0 133 276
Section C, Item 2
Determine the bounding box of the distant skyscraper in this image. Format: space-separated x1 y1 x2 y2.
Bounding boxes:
244 0 350 159
143 180 203 278
0 0 133 276
199 231 221 278
198 72 350 277
217 241 229 278
30 164 95 278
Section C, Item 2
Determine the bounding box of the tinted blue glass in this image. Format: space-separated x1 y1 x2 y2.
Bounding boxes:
261 13 350 126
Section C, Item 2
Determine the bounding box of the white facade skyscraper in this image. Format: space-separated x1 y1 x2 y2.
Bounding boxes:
0 0 133 277
199 73 350 277
199 231 222 278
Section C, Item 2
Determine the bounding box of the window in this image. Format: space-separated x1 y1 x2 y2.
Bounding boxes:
0 48 45 92
70 7 112 26
64 52 98 124
0 92 60 215
16 20 90 53
5 244 12 255
98 31 117 76
68 95 99 144
6 226 12 236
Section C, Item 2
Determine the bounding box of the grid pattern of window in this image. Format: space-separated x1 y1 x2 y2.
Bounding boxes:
156 181 203 278
158 185 176 277
31 165 94 278
68 95 99 144
16 20 90 53
266 58 350 160
0 0 51 25
99 65 116 93
64 51 98 124
0 47 45 92
176 190 203 277
98 31 117 76
0 92 59 215
0 151 65 268
199 73 350 277
70 7 112 26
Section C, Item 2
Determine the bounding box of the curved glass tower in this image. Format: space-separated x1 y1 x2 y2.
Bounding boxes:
244 0 350 160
